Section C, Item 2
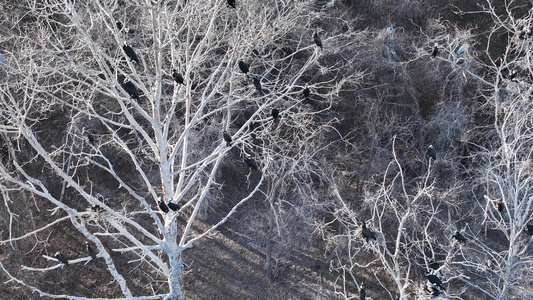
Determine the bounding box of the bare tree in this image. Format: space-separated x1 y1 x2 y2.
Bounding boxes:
0 0 355 299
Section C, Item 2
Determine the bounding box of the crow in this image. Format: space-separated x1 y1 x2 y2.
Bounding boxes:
238 60 250 74
223 131 233 146
246 156 258 170
55 252 69 266
122 42 139 63
425 271 445 291
313 32 323 49
159 200 169 213
86 242 98 264
362 222 376 242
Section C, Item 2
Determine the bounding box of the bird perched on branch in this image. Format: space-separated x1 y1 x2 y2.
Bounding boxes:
55 252 69 266
427 145 436 161
362 222 376 242
90 204 104 212
121 77 140 101
508 69 518 81
82 127 94 145
227 0 236 8
122 42 139 63
253 76 263 95
313 32 323 49
223 131 233 146
453 231 467 244
168 201 180 212
425 271 445 290
303 85 310 98
523 224 533 236
86 242 98 264
172 69 184 85
238 60 250 74
246 156 258 170
271 107 280 120
159 200 169 213
496 200 504 212
431 43 439 58
359 283 366 300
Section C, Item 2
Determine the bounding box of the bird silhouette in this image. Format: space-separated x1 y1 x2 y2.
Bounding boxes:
173 69 184 85
121 78 140 101
227 0 236 8
360 283 366 300
86 242 98 264
271 107 280 119
122 42 139 63
313 32 323 49
496 200 504 212
303 86 310 98
509 69 518 80
246 156 258 170
55 252 69 266
453 231 467 244
524 224 533 236
427 145 437 161
159 200 169 213
431 43 439 58
223 131 233 146
168 201 180 212
253 76 263 95
238 60 250 74
425 271 445 290
362 222 376 242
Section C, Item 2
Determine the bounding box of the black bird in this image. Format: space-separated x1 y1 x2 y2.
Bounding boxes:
86 242 98 264
303 85 310 98
172 69 184 85
496 200 504 212
249 122 257 140
121 78 140 101
362 222 376 242
91 204 104 212
271 107 280 119
159 200 169 213
246 156 258 170
427 145 436 161
227 0 236 8
82 127 94 145
168 201 180 212
509 69 518 80
524 224 533 236
223 131 232 146
122 42 139 63
453 231 467 244
313 32 323 49
431 43 439 58
116 21 124 31
238 60 250 74
55 252 68 265
360 283 366 300
428 259 440 270
425 271 445 290
253 76 263 95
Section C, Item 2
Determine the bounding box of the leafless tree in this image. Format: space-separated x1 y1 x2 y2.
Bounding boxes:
0 0 358 299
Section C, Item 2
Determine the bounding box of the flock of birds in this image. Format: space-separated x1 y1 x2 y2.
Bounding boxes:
57 3 533 298
55 0 323 270
354 143 533 298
